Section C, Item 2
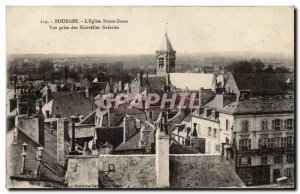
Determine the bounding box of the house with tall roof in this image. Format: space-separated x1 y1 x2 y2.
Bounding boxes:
7 114 70 188
42 91 95 121
224 73 284 99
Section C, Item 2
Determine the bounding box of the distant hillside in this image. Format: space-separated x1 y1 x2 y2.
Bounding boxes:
7 51 294 70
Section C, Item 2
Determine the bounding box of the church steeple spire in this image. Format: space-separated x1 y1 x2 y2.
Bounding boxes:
156 28 176 77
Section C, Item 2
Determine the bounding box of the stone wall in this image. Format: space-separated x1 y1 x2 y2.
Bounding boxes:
98 155 156 188
66 156 98 188
66 155 157 188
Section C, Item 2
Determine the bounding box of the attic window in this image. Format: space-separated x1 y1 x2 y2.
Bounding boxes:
108 164 115 171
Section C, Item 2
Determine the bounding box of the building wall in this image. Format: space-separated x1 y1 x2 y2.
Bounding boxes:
98 155 157 188
169 155 245 188
234 113 294 150
66 155 157 188
219 113 234 145
232 113 294 185
190 116 220 154
67 156 99 188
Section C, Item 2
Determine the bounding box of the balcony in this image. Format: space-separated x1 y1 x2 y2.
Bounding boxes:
236 146 294 157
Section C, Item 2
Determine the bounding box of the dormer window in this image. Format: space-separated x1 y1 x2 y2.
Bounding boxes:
203 109 207 117
212 110 215 119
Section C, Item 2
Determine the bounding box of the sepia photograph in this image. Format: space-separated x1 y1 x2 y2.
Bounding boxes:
5 6 295 189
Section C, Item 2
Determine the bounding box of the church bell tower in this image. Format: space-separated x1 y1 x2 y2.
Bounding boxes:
156 32 176 77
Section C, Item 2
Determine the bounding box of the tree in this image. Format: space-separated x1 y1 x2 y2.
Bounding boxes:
250 59 265 73
274 66 290 73
264 65 274 73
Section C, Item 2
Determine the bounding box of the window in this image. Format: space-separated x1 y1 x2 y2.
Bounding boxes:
268 138 274 148
261 156 268 165
287 154 294 163
287 119 293 130
242 120 249 132
212 111 215 119
280 119 285 130
274 137 281 147
239 139 251 150
214 128 217 138
158 56 164 69
226 119 229 130
274 155 283 164
272 119 281 131
283 119 287 130
208 127 211 136
238 157 251 166
258 138 268 148
261 120 268 131
287 136 294 147
108 164 115 171
281 137 287 147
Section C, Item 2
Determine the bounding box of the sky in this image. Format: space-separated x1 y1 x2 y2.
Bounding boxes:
6 6 294 57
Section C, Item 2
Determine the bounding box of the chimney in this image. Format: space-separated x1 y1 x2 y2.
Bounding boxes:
57 118 68 165
118 81 122 92
38 100 43 114
20 143 27 175
155 116 170 188
85 88 90 98
138 73 143 87
139 124 152 153
35 147 44 178
46 85 52 103
123 115 137 142
223 93 237 107
79 115 85 121
199 87 203 107
69 115 79 155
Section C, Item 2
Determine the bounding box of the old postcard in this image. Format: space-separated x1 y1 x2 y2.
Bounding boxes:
6 6 295 189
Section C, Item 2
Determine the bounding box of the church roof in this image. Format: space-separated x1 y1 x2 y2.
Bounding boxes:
170 73 216 91
158 33 175 52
